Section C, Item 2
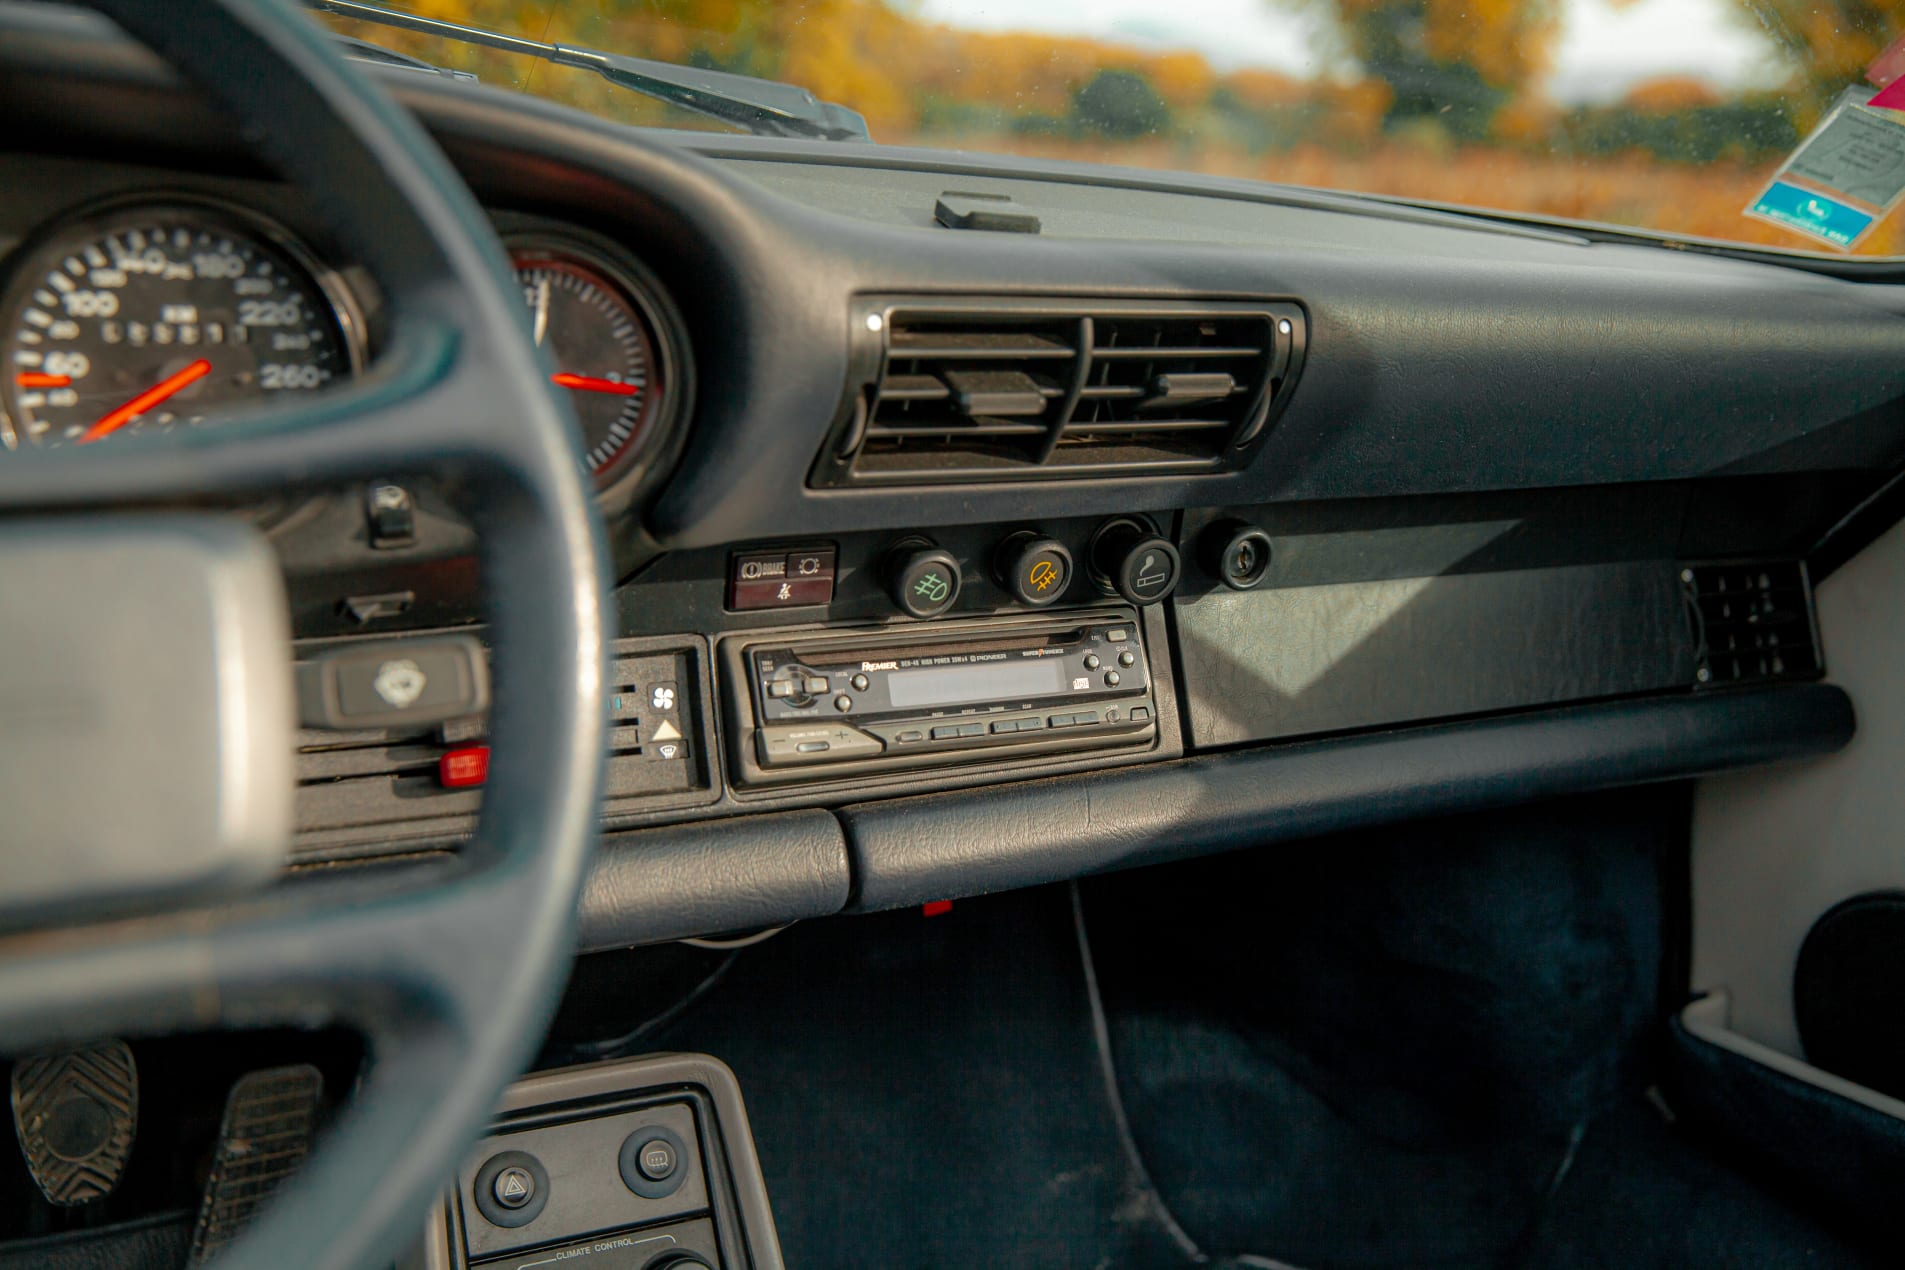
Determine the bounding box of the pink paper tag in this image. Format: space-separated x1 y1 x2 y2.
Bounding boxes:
1870 76 1905 111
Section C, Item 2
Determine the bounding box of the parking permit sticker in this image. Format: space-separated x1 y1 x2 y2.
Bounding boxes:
1746 86 1905 249
1749 181 1875 248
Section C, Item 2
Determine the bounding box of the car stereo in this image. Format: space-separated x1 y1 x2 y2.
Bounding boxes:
726 609 1157 785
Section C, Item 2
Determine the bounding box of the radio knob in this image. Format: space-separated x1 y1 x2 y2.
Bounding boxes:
995 532 1072 608
1090 518 1180 605
887 543 962 619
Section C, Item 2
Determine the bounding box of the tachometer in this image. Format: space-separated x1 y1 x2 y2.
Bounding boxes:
511 244 665 486
0 204 358 450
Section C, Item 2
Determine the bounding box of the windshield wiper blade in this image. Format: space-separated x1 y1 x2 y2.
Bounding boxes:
333 34 476 82
306 0 870 141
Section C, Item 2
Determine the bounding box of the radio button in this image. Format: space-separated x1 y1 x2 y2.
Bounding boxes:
1048 714 1074 729
1119 651 1137 668
803 676 830 695
896 730 925 743
1107 629 1129 643
767 681 798 699
930 725 961 740
1083 654 1100 670
851 674 870 691
990 720 1017 734
1104 671 1121 687
759 723 883 765
1131 706 1151 722
1016 717 1045 732
1072 710 1101 726
834 695 854 712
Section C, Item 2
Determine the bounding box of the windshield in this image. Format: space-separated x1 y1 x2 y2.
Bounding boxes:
316 1 1905 257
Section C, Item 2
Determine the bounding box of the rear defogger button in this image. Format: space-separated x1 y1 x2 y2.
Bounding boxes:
619 1126 689 1199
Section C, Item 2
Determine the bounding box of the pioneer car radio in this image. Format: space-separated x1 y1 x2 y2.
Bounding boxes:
723 609 1158 785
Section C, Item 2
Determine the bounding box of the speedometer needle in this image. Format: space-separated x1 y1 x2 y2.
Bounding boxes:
79 359 212 444
551 372 639 397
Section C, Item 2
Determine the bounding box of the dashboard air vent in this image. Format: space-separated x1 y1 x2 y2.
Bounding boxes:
1683 561 1821 687
816 298 1305 485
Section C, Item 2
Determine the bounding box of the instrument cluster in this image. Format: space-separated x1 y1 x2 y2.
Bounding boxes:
0 197 686 499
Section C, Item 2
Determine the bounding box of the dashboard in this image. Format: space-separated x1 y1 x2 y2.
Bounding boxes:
0 4 1893 945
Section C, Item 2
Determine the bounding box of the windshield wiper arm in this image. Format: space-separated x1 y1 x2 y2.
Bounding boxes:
306 0 871 141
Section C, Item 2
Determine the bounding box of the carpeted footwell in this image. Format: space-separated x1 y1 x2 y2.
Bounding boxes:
649 886 1194 1270
639 785 1887 1268
1080 787 1886 1269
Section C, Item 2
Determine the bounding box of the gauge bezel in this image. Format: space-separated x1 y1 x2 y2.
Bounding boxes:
502 227 690 500
0 192 369 458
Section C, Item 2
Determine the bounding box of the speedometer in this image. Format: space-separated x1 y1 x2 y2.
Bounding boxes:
0 203 358 450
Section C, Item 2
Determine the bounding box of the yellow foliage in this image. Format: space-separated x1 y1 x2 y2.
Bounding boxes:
1422 0 1557 87
1148 52 1217 109
1622 77 1725 112
1492 93 1558 144
1225 68 1313 110
1316 78 1395 146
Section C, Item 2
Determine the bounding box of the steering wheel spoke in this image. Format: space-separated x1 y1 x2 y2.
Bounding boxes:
0 318 511 513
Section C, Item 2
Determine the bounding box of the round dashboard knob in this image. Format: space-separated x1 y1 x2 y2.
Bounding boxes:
1090 519 1180 605
994 532 1073 607
887 544 962 619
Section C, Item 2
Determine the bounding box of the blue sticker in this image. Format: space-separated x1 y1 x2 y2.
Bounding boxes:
1750 181 1876 247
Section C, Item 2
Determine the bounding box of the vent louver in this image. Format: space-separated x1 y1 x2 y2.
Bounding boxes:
816 298 1305 485
1683 561 1821 687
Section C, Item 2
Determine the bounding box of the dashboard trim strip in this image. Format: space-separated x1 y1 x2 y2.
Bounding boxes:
838 684 1855 912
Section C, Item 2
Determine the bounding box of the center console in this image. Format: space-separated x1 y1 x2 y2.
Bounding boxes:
413 1056 782 1270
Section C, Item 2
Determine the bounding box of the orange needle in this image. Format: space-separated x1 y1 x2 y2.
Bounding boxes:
14 372 71 389
80 359 211 444
551 372 639 397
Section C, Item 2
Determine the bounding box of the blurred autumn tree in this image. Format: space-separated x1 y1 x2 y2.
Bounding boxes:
1279 0 1560 139
1072 70 1172 138
1556 76 1796 164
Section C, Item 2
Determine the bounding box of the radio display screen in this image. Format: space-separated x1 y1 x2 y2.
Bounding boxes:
887 659 1065 709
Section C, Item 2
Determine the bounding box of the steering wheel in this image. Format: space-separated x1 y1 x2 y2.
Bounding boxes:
0 2 606 1268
